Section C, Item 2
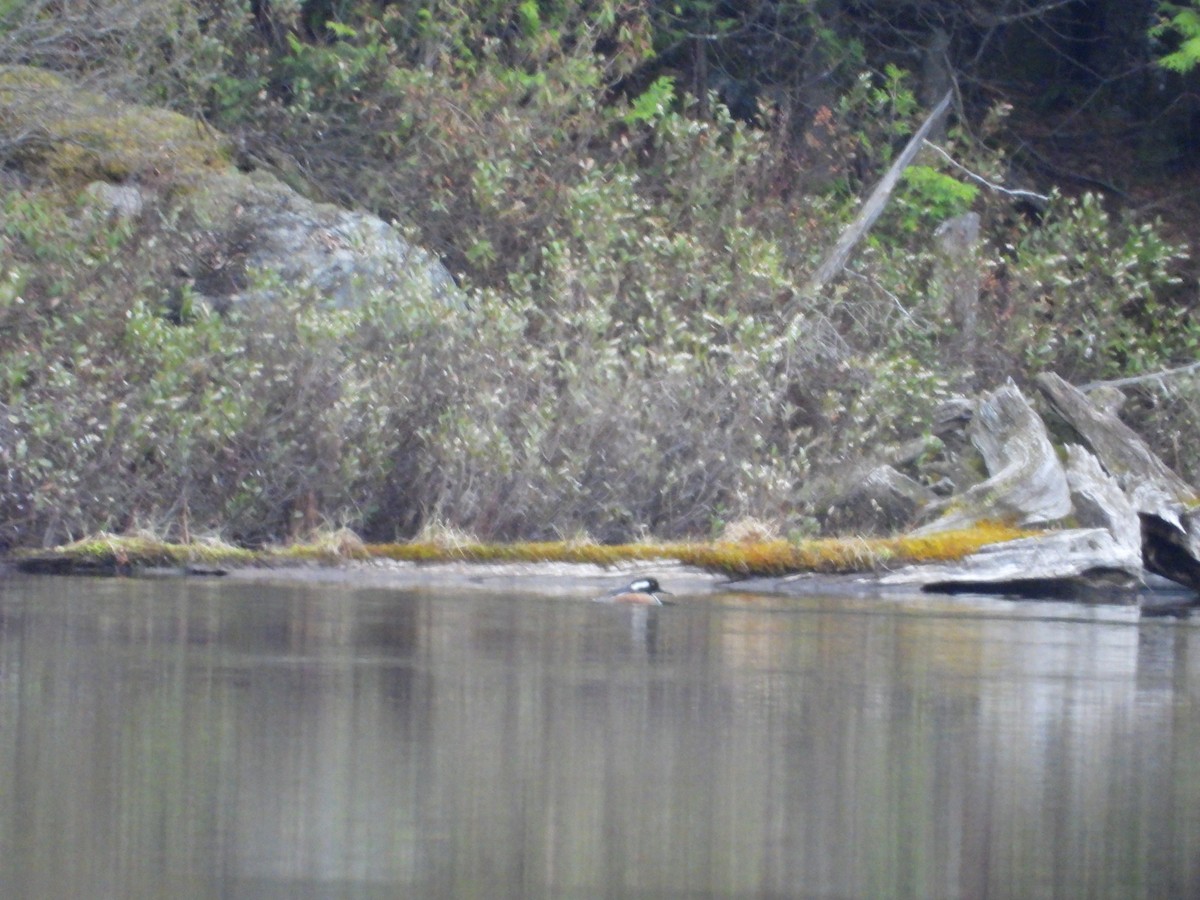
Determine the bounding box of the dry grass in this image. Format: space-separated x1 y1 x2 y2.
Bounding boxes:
366 521 1033 576
717 517 783 544
272 527 370 562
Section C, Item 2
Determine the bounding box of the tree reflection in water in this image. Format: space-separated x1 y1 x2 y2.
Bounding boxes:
0 576 1197 898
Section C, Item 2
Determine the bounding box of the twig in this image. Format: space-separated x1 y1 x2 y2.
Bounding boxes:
975 0 1081 27
922 140 1050 204
842 266 916 322
1081 360 1200 392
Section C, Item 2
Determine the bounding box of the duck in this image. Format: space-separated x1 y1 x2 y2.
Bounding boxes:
597 577 672 605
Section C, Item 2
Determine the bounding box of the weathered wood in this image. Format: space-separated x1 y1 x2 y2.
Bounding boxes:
1034 372 1194 499
1141 512 1200 591
921 141 1051 205
1081 359 1200 392
888 376 1192 596
1036 371 1200 590
1064 444 1141 557
880 528 1142 593
915 382 1071 534
932 211 980 372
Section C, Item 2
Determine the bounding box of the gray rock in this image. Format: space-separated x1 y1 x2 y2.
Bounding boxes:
82 181 146 220
174 169 460 312
0 61 463 316
821 464 935 536
193 171 459 309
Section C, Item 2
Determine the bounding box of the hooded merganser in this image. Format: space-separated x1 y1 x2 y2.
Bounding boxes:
597 577 672 605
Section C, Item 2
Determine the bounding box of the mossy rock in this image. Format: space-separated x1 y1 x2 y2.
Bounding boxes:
10 532 257 575
1 65 458 314
0 64 231 188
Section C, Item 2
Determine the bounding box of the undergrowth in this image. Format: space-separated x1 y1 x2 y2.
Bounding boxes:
0 2 1197 546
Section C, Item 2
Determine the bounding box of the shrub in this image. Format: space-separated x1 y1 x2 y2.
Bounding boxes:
1000 192 1191 382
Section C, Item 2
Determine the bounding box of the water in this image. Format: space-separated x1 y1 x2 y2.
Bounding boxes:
0 573 1198 899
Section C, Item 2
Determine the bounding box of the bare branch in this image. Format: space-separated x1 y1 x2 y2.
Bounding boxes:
1082 361 1200 393
843 266 916 323
922 140 1050 204
973 0 1084 27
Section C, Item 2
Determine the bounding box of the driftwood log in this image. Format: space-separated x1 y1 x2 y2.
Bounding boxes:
914 382 1071 535
1063 444 1141 557
1034 373 1192 498
887 373 1200 599
881 528 1142 594
1035 372 1200 590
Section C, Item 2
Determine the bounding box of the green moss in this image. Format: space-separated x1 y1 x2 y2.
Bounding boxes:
366 540 682 567
272 528 371 563
0 65 71 92
890 521 1033 563
11 532 257 573
0 65 232 188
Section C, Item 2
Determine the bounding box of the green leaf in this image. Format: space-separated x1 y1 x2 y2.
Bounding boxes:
624 75 675 125
1154 2 1200 71
325 20 358 39
518 1 540 36
1160 35 1200 71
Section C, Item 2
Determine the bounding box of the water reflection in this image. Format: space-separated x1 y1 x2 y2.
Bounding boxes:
0 575 1198 898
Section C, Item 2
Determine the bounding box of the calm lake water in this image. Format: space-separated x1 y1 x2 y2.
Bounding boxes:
0 573 1198 899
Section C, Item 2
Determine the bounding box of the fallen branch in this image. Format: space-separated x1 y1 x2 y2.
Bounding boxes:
798 90 952 306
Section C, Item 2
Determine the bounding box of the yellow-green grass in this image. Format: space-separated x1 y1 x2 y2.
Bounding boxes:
10 532 256 573
269 528 370 563
10 522 1035 578
367 521 1034 577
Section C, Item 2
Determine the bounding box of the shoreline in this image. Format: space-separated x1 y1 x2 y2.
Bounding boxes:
7 554 1193 613
3 526 1197 614
211 557 735 599
205 560 1200 617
